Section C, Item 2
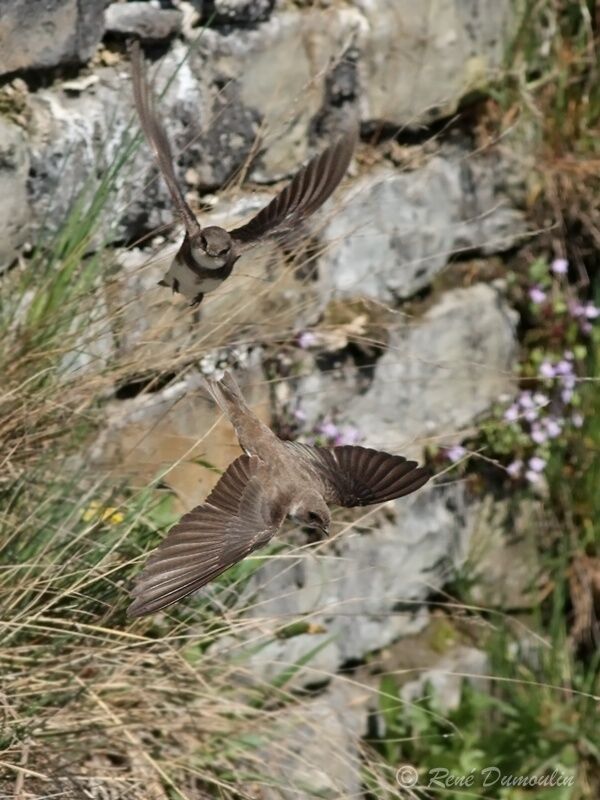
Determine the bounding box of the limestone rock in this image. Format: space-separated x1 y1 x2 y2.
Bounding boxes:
0 118 30 270
26 42 209 240
339 283 518 455
400 645 489 712
190 8 366 179
319 149 526 304
205 0 275 24
105 2 182 41
294 283 517 457
0 0 105 77
355 0 514 126
89 363 270 511
257 680 366 799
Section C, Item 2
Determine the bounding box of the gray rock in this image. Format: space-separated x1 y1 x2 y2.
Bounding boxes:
220 483 470 686
26 42 209 240
0 118 30 270
0 0 104 77
319 150 526 303
190 7 366 179
341 283 518 454
205 0 275 24
355 0 513 126
294 283 518 457
104 2 182 41
400 645 489 712
256 680 366 799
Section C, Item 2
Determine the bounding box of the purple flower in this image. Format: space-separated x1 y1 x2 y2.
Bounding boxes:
334 426 361 446
572 413 584 428
519 392 535 409
555 360 573 376
529 286 547 304
318 420 339 439
543 418 562 438
524 408 539 423
561 373 576 390
529 456 546 473
293 407 307 422
507 460 523 478
539 361 556 379
561 388 574 404
551 258 568 275
504 404 520 422
569 300 586 319
525 470 542 485
584 303 600 320
445 445 467 462
533 392 549 407
564 350 574 361
531 426 547 445
297 331 317 349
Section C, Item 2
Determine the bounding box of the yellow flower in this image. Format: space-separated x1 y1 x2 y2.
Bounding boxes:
82 500 124 525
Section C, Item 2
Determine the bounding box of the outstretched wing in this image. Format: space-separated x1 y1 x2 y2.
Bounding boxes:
286 444 430 507
229 128 356 247
130 41 201 236
128 455 285 617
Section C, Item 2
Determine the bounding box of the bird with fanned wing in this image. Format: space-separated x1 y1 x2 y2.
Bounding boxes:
128 372 430 617
130 41 357 307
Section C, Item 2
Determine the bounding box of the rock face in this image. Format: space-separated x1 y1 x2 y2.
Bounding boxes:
319 150 525 303
356 0 513 125
191 8 367 179
295 283 518 456
0 0 104 77
0 118 30 269
104 2 182 41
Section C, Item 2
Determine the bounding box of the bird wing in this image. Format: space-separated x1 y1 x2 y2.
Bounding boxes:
228 128 356 248
285 444 430 507
128 455 285 617
130 41 201 236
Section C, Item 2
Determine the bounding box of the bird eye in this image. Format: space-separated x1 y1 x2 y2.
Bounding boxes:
308 512 322 524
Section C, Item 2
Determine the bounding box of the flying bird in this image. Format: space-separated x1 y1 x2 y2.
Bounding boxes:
128 372 430 617
130 42 356 307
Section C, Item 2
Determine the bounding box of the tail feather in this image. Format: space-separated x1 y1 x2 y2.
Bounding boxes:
202 371 250 421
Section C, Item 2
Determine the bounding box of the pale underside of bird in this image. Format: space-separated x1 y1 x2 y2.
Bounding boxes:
128 372 431 618
130 41 357 307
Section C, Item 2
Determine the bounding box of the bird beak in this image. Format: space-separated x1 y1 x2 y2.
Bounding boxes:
316 524 329 538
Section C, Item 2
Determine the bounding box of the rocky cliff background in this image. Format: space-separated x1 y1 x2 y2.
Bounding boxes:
1 1 599 799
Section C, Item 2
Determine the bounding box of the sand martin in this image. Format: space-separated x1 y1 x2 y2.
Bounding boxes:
128 372 430 617
130 42 356 307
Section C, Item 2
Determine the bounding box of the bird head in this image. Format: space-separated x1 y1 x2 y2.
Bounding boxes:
194 226 233 261
291 490 331 537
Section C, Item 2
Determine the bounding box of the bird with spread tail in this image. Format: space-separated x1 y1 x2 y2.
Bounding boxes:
128 372 430 617
130 42 356 307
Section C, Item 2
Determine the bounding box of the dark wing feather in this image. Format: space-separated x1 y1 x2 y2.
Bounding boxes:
130 41 201 235
229 128 356 247
286 444 430 507
127 455 284 617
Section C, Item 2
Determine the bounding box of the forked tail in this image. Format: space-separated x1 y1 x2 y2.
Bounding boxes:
202 371 273 455
202 371 253 423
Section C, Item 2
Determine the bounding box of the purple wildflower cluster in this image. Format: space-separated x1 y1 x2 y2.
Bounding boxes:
528 256 599 336
443 256 596 483
292 407 362 447
503 351 585 483
316 419 362 447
